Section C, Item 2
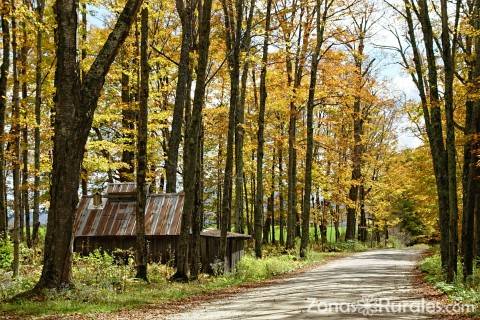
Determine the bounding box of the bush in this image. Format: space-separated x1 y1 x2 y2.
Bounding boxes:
0 237 13 270
0 272 37 301
329 240 368 252
386 236 404 248
72 249 135 292
235 254 299 281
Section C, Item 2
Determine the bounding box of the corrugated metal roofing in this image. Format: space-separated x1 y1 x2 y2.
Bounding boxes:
74 192 184 237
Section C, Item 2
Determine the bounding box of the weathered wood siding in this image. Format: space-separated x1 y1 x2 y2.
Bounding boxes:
74 235 246 274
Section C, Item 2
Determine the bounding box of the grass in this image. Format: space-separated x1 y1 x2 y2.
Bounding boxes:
0 245 337 318
267 226 346 244
420 249 480 315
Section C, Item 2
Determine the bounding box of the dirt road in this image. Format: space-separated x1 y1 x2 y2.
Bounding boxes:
168 248 440 319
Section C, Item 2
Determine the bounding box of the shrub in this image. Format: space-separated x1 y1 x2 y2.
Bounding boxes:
210 258 224 276
386 236 404 248
420 254 443 281
235 254 298 281
0 237 13 270
72 249 134 291
0 272 37 301
330 240 368 252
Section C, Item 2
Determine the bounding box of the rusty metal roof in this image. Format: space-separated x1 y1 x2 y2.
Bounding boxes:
74 192 184 237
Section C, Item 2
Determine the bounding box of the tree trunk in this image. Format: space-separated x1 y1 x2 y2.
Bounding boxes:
254 0 272 258
320 201 327 247
346 57 364 241
263 205 271 244
244 172 251 235
12 3 21 276
334 205 340 242
463 0 480 279
440 0 459 283
271 149 276 245
80 2 88 196
36 0 143 290
278 140 285 245
405 0 450 269
250 167 256 237
286 94 297 249
174 0 212 280
300 0 325 257
234 0 255 234
220 0 243 269
234 68 246 234
358 185 367 242
190 123 205 279
166 0 194 193
421 0 451 268
314 193 320 243
249 84 257 238
21 19 30 247
32 0 44 246
265 148 276 245
135 7 149 281
285 11 311 248
216 139 222 229
119 55 135 182
0 8 10 239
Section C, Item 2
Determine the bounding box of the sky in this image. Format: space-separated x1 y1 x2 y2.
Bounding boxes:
371 3 424 150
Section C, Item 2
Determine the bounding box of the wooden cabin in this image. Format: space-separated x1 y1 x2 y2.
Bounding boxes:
73 183 250 273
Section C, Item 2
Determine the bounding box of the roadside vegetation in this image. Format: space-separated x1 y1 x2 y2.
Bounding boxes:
0 233 401 318
420 249 480 313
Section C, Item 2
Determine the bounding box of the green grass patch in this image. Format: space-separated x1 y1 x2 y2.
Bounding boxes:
268 226 346 244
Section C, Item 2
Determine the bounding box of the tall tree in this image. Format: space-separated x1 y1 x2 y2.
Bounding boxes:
119 52 135 182
11 0 21 277
284 8 297 250
397 0 451 269
462 0 480 280
20 11 30 247
80 1 88 195
270 149 276 244
35 0 143 289
416 0 451 270
174 0 213 281
254 0 273 258
32 0 44 246
220 0 243 268
344 4 373 241
439 0 460 282
281 2 313 249
0 2 10 239
165 0 194 192
278 137 285 245
234 0 255 234
300 0 327 257
190 122 204 279
135 5 149 282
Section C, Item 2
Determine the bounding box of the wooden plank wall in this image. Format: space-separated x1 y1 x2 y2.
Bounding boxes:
74 235 246 274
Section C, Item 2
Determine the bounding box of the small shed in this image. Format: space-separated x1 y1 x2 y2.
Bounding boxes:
73 183 250 273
